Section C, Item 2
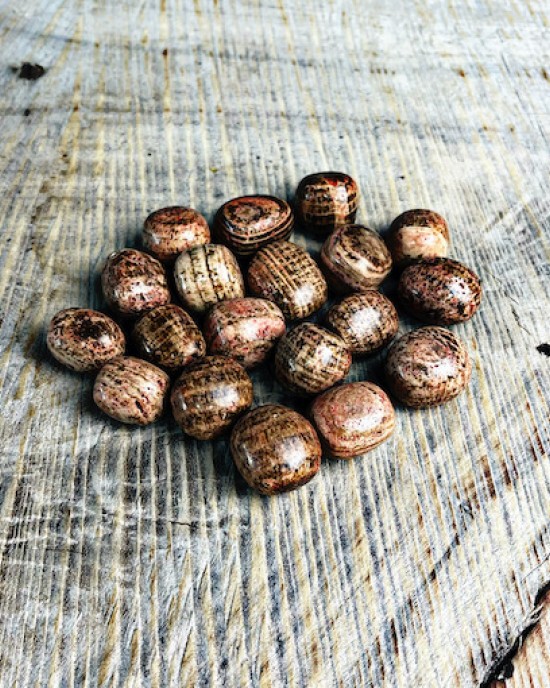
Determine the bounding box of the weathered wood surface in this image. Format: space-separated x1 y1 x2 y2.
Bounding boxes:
1 0 549 686
489 589 550 687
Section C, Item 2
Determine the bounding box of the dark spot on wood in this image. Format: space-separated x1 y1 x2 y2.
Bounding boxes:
23 108 31 117
18 63 46 80
481 583 550 686
73 104 79 112
536 343 550 356
542 68 549 81
162 48 168 56
457 68 466 78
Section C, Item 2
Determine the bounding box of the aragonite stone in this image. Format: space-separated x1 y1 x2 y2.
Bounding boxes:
325 291 399 355
230 404 322 495
170 355 253 439
388 208 450 268
247 240 328 320
214 195 293 257
398 257 482 324
174 244 245 314
310 381 396 458
93 356 170 425
320 224 392 293
143 206 210 262
203 297 286 368
274 323 351 396
132 304 206 371
384 326 472 407
47 308 125 372
101 249 171 318
295 172 358 236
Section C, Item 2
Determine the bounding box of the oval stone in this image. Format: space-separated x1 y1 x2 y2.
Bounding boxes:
214 195 293 257
398 257 482 324
230 404 322 495
384 326 472 407
310 382 395 458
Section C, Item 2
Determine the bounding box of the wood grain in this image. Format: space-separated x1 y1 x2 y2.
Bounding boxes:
1 0 549 686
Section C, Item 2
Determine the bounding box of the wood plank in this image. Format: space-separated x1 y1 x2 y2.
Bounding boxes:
0 0 549 686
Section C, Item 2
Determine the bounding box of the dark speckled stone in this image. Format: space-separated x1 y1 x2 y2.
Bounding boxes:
398 257 482 324
132 304 206 371
325 291 399 355
47 308 126 372
143 206 210 262
101 249 171 318
230 404 321 495
247 240 328 320
384 326 472 407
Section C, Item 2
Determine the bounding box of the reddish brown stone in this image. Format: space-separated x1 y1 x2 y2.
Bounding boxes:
398 257 482 324
310 382 395 458
47 308 125 372
247 240 327 320
384 326 472 407
295 172 358 236
93 356 170 425
101 249 171 318
170 355 253 439
321 225 392 293
132 304 205 371
274 323 351 396
230 404 321 495
388 209 449 268
325 291 399 355
203 297 286 369
214 195 293 257
143 206 210 262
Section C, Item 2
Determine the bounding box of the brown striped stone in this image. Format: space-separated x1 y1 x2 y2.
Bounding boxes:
47 308 126 372
170 355 253 439
214 195 294 257
325 291 399 355
295 172 358 236
310 382 395 459
143 206 210 262
93 356 170 425
321 224 392 293
398 257 482 325
388 208 450 268
230 404 321 495
203 297 286 369
101 249 171 318
132 304 206 371
174 244 245 314
247 240 328 320
274 323 351 396
384 326 472 407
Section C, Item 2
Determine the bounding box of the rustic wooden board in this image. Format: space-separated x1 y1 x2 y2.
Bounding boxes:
489 590 550 687
1 0 549 686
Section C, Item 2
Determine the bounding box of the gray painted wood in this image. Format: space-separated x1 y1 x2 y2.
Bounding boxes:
1 0 549 686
